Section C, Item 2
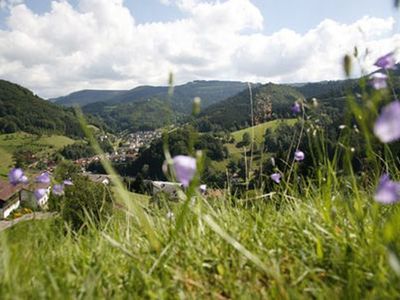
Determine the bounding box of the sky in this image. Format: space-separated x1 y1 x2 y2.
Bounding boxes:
0 0 399 98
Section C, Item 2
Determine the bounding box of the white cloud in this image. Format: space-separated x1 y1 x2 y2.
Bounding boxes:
159 0 171 5
0 0 398 98
0 0 24 10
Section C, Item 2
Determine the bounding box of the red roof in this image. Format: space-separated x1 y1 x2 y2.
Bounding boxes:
0 180 22 201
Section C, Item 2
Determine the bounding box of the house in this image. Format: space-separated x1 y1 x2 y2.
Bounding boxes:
20 182 51 210
86 174 111 185
151 181 184 198
0 180 22 219
0 178 51 219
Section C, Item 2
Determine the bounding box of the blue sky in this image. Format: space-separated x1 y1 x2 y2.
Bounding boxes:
0 0 398 97
0 0 395 33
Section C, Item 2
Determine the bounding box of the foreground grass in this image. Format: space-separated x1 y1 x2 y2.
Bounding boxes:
0 186 399 299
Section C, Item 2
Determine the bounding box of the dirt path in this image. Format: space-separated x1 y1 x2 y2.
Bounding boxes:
0 212 56 232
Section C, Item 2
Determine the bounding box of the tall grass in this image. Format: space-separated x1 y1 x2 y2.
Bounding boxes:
0 188 399 299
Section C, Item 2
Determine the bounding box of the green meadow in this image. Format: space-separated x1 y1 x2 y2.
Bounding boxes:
0 133 75 177
231 119 297 144
1 181 399 299
212 119 296 172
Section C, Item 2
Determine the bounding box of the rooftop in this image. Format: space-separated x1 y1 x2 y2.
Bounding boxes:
0 180 22 202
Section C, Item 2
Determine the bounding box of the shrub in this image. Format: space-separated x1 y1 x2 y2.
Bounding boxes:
54 176 113 232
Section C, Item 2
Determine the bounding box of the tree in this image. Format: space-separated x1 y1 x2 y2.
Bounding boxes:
51 176 113 232
60 143 96 160
242 132 251 146
13 149 35 168
53 160 80 182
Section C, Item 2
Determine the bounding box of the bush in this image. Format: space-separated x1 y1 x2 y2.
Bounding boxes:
51 176 113 232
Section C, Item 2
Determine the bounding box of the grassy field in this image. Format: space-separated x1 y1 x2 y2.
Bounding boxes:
231 118 297 144
212 119 296 172
0 133 75 177
0 180 399 299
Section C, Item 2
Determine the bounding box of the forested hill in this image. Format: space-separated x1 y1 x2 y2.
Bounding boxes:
53 80 250 114
82 98 181 132
200 83 305 131
50 89 126 107
293 63 400 99
293 79 356 99
0 80 82 137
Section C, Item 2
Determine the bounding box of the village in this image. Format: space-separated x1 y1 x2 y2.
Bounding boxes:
0 130 162 220
74 130 162 169
0 129 211 220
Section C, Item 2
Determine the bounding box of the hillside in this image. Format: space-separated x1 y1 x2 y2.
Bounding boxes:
167 80 251 113
294 64 400 99
0 132 75 177
82 98 181 132
231 119 297 144
0 80 82 137
75 81 250 132
201 83 305 131
54 80 249 114
294 80 350 99
50 89 126 107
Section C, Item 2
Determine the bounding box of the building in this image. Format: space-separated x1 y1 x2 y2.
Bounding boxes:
151 181 184 198
20 183 51 210
150 181 207 199
0 180 22 219
0 176 51 219
86 174 111 185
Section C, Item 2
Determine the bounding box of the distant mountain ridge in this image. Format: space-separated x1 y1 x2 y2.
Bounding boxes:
52 80 251 113
201 83 305 131
53 80 252 132
50 89 126 107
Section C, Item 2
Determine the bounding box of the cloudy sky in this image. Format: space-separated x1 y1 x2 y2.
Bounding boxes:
0 0 399 98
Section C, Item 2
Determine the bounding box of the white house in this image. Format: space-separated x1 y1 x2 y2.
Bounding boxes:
0 180 21 219
151 181 207 198
20 183 51 210
86 174 111 185
151 181 183 198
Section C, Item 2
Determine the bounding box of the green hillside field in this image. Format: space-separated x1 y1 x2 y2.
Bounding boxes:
0 133 75 177
231 119 297 144
212 119 297 172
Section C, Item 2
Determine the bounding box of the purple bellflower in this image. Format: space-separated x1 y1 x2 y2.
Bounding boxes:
294 150 305 161
52 184 64 196
271 173 281 183
8 168 25 185
370 73 388 90
374 101 400 143
374 52 396 70
172 155 197 187
63 180 73 186
20 175 29 184
375 174 400 204
34 189 47 201
36 172 51 184
291 102 301 115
